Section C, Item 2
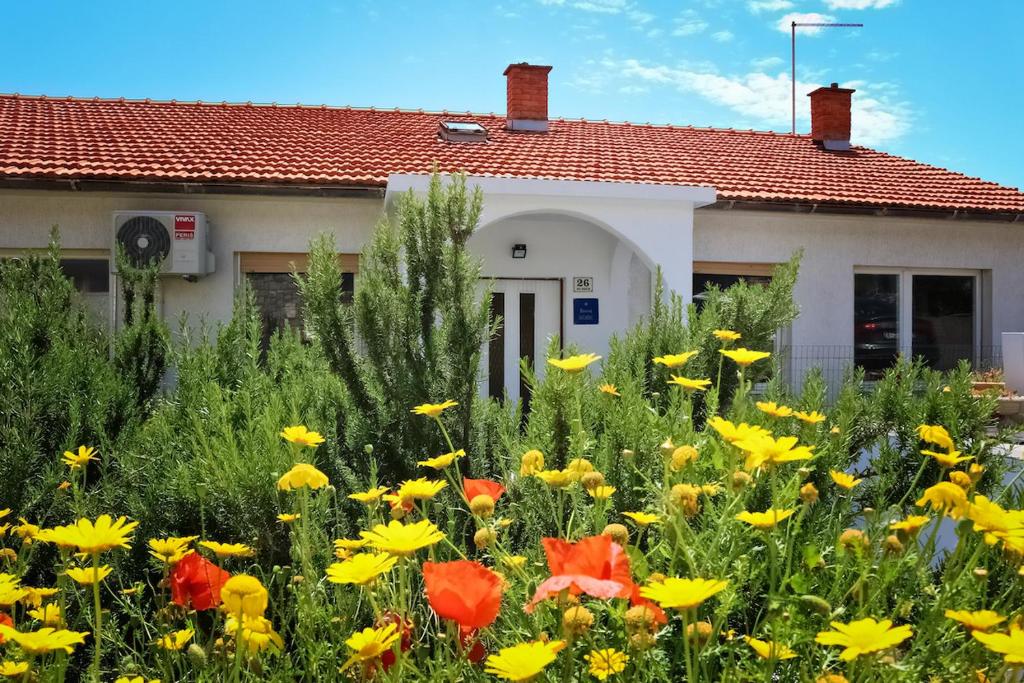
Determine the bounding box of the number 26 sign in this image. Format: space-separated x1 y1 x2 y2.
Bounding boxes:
573 276 594 293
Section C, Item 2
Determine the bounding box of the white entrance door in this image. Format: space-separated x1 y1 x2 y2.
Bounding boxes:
484 279 561 409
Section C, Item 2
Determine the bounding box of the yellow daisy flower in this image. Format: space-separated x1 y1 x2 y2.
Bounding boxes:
548 353 602 373
972 624 1024 664
736 509 796 529
277 513 301 524
326 552 398 586
623 511 660 526
745 635 797 660
599 383 621 396
889 515 930 536
921 449 973 469
40 515 139 554
394 478 447 502
147 536 197 565
199 541 255 559
485 640 566 681
584 648 629 680
156 628 194 651
756 401 793 418
814 618 912 661
0 661 29 677
829 470 863 490
917 424 955 452
277 463 330 491
226 614 284 654
60 446 98 470
713 329 741 342
348 486 389 504
588 486 616 500
360 519 445 557
669 376 712 392
221 575 269 618
0 626 89 655
341 624 401 671
65 565 112 586
734 435 814 471
279 425 325 448
653 351 698 369
945 609 1005 632
411 400 458 418
794 410 827 424
535 469 574 489
417 449 466 470
27 604 62 627
639 577 728 610
719 348 771 367
916 482 968 519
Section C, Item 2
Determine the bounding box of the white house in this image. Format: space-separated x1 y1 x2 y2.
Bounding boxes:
1 63 1023 402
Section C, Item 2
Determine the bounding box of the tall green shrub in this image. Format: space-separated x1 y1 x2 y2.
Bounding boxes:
298 173 493 481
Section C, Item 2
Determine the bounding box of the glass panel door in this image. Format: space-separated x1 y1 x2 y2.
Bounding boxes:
911 275 974 371
854 273 900 379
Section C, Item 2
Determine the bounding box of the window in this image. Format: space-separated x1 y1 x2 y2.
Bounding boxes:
692 262 774 312
238 252 357 350
854 269 979 378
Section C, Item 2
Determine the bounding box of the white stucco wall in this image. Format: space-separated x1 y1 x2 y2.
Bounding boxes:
0 189 380 327
468 213 652 358
694 208 1024 383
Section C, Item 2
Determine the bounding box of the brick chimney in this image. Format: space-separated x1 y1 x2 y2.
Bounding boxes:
807 82 855 150
504 63 552 132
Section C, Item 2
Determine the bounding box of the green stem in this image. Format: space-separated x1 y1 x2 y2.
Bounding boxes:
90 552 102 682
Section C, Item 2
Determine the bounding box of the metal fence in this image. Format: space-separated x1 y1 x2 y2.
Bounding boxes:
776 344 1003 403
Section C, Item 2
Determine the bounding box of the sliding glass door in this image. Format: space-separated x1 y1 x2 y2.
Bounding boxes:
854 269 979 378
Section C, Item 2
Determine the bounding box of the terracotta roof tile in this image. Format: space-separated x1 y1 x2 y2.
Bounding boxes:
1 94 1022 213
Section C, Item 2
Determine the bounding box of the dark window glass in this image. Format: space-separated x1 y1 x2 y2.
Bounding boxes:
854 273 900 379
60 259 109 293
692 273 772 312
247 271 355 351
912 275 974 371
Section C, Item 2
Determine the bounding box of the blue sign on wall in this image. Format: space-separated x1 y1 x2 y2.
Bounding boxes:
573 298 599 325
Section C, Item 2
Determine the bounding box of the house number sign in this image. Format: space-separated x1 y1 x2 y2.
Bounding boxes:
573 276 594 293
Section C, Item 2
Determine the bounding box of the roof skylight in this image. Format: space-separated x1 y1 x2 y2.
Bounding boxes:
439 121 488 142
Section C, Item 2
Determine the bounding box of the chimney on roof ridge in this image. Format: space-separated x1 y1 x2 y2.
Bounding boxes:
504 63 552 132
807 82 856 151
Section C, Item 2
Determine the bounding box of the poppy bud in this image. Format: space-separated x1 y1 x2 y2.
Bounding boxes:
973 567 989 580
187 643 207 665
390 505 407 520
602 523 629 546
685 621 713 646
797 467 812 480
562 605 594 637
473 528 497 549
670 445 699 471
292 575 304 584
581 471 606 491
659 438 676 459
469 494 496 518
799 594 831 615
730 471 752 491
621 449 635 458
800 482 819 505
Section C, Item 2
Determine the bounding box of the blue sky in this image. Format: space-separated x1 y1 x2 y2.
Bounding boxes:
4 0 1022 189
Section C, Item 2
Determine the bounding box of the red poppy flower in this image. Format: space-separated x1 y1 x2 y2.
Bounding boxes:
169 551 231 611
423 560 503 630
0 612 11 643
463 477 506 503
526 535 634 612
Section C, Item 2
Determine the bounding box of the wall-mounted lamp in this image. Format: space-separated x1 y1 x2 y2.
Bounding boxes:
511 243 527 259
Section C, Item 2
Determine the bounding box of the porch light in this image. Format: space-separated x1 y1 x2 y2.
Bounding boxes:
511 243 527 259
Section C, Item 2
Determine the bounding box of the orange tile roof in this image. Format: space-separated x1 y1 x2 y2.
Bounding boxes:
2 94 1022 214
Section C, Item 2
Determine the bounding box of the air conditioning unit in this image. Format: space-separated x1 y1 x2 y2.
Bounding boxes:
112 211 215 276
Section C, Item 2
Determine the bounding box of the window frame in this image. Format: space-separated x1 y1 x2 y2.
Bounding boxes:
853 266 982 367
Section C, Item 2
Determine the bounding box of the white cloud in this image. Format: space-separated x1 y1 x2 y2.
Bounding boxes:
751 55 784 70
628 9 654 24
673 10 708 36
570 0 628 13
605 58 910 146
776 12 837 35
824 0 897 8
711 30 734 42
747 0 793 12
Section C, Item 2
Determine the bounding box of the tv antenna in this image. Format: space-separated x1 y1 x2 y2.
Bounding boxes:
791 21 863 134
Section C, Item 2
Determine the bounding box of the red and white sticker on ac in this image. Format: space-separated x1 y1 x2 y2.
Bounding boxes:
174 214 196 240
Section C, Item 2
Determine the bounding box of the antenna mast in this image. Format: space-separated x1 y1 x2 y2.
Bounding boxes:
791 21 863 135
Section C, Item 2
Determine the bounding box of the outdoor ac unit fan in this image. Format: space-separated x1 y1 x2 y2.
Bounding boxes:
112 211 215 276
116 215 172 267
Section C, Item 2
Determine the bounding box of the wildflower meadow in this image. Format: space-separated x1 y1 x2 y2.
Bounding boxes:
1 176 1022 681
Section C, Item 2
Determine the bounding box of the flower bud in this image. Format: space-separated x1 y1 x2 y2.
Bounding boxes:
800 482 819 505
670 445 699 471
629 630 657 651
363 444 374 455
798 594 831 615
685 621 713 646
669 483 701 518
949 470 972 491
187 643 207 665
621 449 635 458
602 523 629 546
625 604 658 634
581 471 606 492
473 528 497 549
469 494 496 518
797 467 813 480
973 567 989 580
884 535 904 555
648 572 667 584
519 449 544 476
839 529 869 552
562 605 594 637
659 438 676 459
390 505 407 520
730 471 752 492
